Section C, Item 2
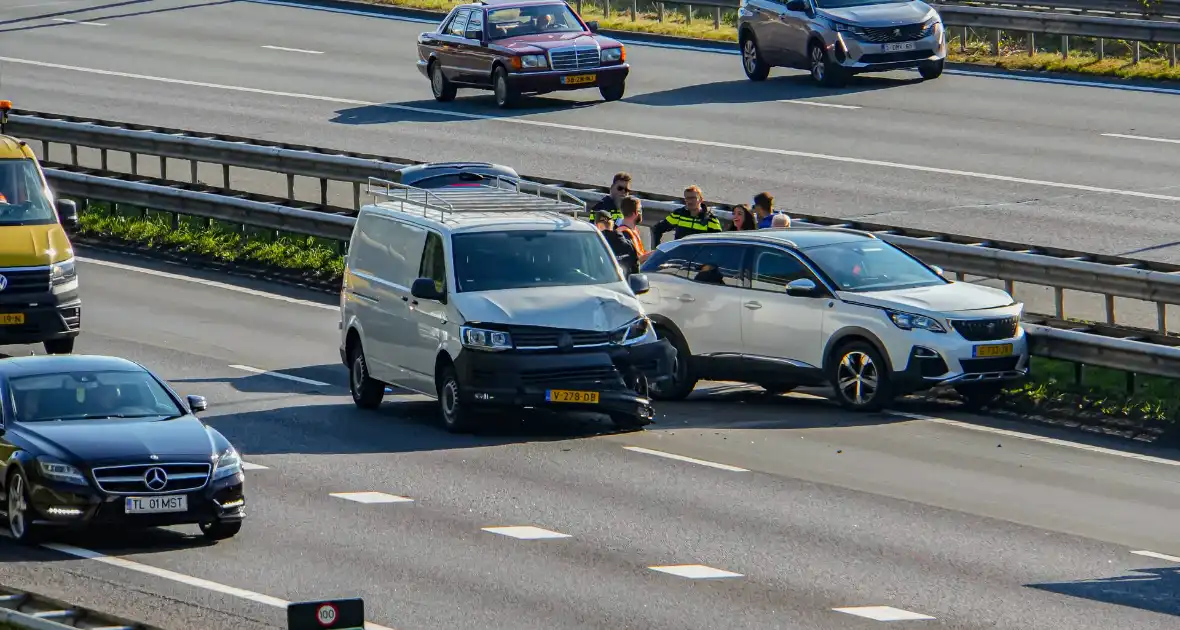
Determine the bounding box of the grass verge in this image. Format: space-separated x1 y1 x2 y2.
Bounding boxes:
361 0 1180 82
76 204 1180 443
76 203 345 286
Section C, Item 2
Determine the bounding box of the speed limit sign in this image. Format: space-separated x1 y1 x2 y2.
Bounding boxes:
316 604 338 627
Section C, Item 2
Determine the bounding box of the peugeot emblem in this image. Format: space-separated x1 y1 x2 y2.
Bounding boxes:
986 322 996 333
558 332 573 350
0 275 9 292
143 467 168 491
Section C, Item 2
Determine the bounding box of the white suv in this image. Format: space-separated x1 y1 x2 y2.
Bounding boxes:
637 228 1030 411
339 178 675 432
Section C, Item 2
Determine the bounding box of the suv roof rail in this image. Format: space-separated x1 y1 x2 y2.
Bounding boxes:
365 175 587 221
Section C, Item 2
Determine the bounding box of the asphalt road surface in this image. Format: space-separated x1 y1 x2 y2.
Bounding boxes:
4 0 1180 267
0 251 1177 629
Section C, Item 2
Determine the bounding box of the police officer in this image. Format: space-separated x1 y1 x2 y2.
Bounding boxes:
650 184 723 244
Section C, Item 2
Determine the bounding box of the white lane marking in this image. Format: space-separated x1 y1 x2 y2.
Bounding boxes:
481 526 571 540
889 411 1180 468
228 364 332 387
1131 550 1180 563
8 57 1180 204
623 446 749 472
50 17 106 26
77 257 336 311
1103 132 1180 145
833 606 935 621
779 100 862 109
330 491 413 503
41 543 397 629
945 68 1180 96
648 564 743 579
261 45 324 55
241 462 269 470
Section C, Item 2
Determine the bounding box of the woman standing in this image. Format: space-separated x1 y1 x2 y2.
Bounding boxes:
728 204 756 231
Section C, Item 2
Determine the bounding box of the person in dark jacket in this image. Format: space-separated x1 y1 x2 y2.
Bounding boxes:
650 184 723 244
593 210 639 275
592 172 631 224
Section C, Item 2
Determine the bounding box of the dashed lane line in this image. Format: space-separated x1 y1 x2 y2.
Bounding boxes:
648 564 743 579
1131 550 1180 563
8 56 1180 203
228 364 333 388
330 491 414 503
50 17 106 26
482 526 572 539
833 606 936 621
41 543 398 630
241 462 269 470
261 45 324 54
622 446 749 472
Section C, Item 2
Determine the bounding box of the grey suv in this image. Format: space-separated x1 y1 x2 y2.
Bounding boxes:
737 0 946 86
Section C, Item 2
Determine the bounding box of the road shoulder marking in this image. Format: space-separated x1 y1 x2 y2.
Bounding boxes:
622 446 748 472
833 606 935 621
1103 132 1180 145
1131 550 1180 563
51 17 106 26
648 564 743 579
779 100 861 109
229 365 332 387
262 45 324 54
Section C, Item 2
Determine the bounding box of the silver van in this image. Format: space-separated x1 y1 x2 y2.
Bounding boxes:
338 178 675 433
737 0 947 86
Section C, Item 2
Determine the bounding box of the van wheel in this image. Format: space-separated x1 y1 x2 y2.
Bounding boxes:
348 345 385 410
741 32 770 81
829 341 891 412
649 327 696 401
43 338 74 355
437 364 477 433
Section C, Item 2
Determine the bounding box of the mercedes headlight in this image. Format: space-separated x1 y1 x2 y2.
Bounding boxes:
213 447 242 480
887 310 946 333
51 257 76 286
38 458 86 485
610 316 655 346
519 54 548 68
460 325 513 351
600 46 624 63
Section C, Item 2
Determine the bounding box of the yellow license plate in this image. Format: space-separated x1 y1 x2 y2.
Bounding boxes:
0 313 25 325
546 389 600 404
973 343 1013 357
562 74 596 85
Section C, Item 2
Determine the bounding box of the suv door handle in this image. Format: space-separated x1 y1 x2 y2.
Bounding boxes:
744 301 762 310
677 294 696 303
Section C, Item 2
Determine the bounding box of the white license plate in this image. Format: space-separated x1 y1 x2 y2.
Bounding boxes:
883 42 916 52
125 495 188 514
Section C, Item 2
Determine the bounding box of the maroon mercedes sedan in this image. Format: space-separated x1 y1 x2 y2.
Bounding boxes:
417 0 630 108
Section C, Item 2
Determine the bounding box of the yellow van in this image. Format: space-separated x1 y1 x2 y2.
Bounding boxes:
0 100 80 355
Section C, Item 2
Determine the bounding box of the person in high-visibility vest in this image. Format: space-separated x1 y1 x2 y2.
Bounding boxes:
650 184 723 245
614 195 651 264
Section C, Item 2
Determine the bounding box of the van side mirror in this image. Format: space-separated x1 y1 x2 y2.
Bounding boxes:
785 278 821 297
411 278 446 302
186 395 207 413
586 20 599 32
628 273 650 295
786 0 807 11
56 199 78 229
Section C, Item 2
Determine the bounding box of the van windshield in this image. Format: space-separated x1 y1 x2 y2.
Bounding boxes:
451 230 621 292
0 159 56 226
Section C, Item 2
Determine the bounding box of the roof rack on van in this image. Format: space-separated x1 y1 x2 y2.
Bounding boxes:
365 176 587 220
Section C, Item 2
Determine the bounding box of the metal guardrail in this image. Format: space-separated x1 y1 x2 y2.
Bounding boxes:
18 110 1180 338
0 583 159 630
937 4 1180 43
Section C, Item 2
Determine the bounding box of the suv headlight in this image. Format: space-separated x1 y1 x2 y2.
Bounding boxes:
460 325 513 351
887 310 945 333
38 458 87 485
922 15 942 35
610 316 655 345
51 257 76 286
213 447 242 480
600 46 624 63
516 54 548 69
828 20 865 36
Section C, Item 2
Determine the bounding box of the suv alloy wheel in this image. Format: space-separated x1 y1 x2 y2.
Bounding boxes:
829 341 891 411
741 33 770 81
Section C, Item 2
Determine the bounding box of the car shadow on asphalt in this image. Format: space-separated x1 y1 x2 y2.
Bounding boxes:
170 364 351 396
622 74 917 107
1028 566 1180 617
0 526 215 562
329 95 604 125
0 0 234 33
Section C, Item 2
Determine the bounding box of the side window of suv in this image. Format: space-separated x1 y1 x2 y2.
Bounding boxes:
750 247 809 291
641 243 701 279
419 231 448 294
688 244 745 287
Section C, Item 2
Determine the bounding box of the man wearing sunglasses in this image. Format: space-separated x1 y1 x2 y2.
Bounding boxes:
591 171 631 224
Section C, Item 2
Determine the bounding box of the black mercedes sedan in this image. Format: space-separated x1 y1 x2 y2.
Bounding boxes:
0 355 245 543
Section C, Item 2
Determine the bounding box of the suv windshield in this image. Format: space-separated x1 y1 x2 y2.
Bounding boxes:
8 369 185 422
803 240 946 292
488 4 584 38
452 230 621 292
0 159 56 227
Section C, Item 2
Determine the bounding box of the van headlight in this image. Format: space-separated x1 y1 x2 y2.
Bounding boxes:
213 447 242 480
51 257 76 287
887 310 945 333
460 325 513 351
611 316 655 345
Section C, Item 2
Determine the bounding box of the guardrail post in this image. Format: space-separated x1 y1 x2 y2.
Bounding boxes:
130 153 138 175
1133 41 1141 64
657 2 663 22
1098 38 1104 60
631 0 636 21
1125 371 1135 396
604 0 609 18
1105 295 1116 324
160 155 167 180
991 30 999 56
171 211 179 230
1054 287 1064 319
190 159 198 184
320 178 328 207
686 4 692 24
353 182 361 211
714 6 720 28
40 140 48 158
575 0 581 13
69 143 78 166
223 164 230 188
1027 32 1034 56
1004 279 1014 295
961 27 967 53
100 148 108 171
1172 44 1177 67
1062 35 1068 59
1158 302 1167 333
287 174 295 200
